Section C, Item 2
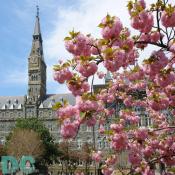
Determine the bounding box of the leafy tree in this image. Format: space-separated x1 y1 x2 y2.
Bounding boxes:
53 0 175 174
7 118 59 165
58 141 80 174
79 143 92 175
0 144 6 161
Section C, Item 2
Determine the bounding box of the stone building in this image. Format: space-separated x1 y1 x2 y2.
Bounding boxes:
0 8 75 144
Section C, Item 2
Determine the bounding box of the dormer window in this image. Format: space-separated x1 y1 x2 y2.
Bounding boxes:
6 99 11 104
14 99 18 104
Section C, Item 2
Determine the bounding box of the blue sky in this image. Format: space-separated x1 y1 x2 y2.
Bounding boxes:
0 0 155 96
0 0 78 96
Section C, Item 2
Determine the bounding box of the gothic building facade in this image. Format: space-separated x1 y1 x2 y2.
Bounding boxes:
0 10 75 145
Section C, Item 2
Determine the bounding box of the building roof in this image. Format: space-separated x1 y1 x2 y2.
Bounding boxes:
0 96 24 110
42 93 75 108
0 93 75 110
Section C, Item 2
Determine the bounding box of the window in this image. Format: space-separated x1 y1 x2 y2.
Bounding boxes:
48 124 53 131
18 112 21 117
88 139 92 144
98 140 103 149
78 160 83 166
77 139 82 149
139 114 152 127
104 140 109 148
39 111 43 117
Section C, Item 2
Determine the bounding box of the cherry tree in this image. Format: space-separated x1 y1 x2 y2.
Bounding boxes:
53 0 175 174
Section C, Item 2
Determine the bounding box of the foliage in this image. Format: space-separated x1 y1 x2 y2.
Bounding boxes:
58 141 80 174
0 144 6 160
6 128 44 160
7 118 59 165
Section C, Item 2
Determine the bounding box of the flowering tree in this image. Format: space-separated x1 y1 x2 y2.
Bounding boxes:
53 0 175 174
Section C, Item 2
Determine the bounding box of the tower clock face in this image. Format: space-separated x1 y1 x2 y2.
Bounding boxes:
30 57 37 64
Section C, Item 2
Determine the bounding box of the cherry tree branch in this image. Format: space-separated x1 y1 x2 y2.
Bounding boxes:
156 2 164 46
134 41 168 50
152 126 175 132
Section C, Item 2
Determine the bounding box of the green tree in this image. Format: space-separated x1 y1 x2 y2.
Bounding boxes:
7 118 59 165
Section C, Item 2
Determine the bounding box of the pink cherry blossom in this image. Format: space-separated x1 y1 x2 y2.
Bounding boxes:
92 151 102 162
76 62 97 77
53 68 73 84
131 11 154 33
101 16 123 39
60 120 78 139
150 31 161 42
68 79 90 96
161 10 175 27
65 33 93 56
111 133 128 151
143 50 168 77
155 71 175 88
57 105 78 120
101 166 113 175
128 151 142 166
105 155 117 166
134 128 148 140
97 71 105 79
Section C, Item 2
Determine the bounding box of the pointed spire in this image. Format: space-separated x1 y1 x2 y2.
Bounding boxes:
33 5 41 36
36 5 39 17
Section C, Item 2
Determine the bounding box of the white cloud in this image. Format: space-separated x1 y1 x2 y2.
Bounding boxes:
44 0 131 62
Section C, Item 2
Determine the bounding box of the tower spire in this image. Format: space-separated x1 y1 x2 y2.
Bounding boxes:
36 5 39 17
27 6 47 101
34 5 41 36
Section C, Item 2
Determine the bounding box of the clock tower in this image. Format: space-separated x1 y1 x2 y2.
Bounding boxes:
28 6 47 102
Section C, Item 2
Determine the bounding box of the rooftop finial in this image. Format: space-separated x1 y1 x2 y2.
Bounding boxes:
36 5 39 17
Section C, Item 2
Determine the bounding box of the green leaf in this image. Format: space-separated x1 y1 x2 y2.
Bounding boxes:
53 65 61 71
63 99 68 106
106 13 111 23
64 36 72 41
104 130 113 135
127 1 133 11
52 102 63 110
102 48 113 55
69 29 80 38
62 62 70 68
80 112 86 118
98 23 105 28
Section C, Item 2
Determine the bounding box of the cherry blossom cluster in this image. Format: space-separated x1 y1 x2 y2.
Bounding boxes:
53 0 175 174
